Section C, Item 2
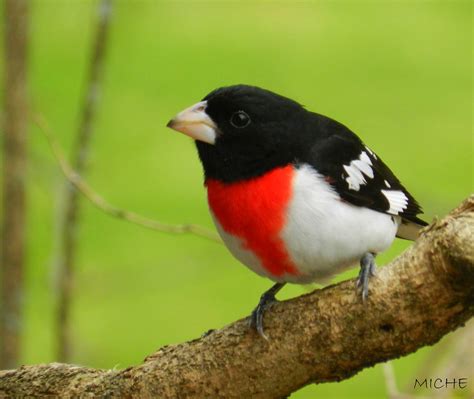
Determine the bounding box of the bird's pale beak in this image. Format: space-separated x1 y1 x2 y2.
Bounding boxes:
167 101 217 145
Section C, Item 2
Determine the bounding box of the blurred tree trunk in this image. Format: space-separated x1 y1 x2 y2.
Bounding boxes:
0 0 29 369
0 196 472 398
55 0 113 363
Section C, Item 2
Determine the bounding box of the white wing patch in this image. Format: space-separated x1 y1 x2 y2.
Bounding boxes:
381 190 409 214
365 146 377 159
343 164 366 190
343 151 374 191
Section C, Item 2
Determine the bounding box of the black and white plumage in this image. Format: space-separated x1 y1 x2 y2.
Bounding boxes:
167 84 427 337
297 113 427 240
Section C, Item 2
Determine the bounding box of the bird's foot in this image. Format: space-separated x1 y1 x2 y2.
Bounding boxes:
249 282 285 340
356 252 377 302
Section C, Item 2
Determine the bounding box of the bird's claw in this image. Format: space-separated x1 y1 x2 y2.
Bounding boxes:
357 252 377 302
250 302 270 340
249 282 284 340
249 293 276 340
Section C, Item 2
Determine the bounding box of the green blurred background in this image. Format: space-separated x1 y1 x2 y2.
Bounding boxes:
1 0 472 397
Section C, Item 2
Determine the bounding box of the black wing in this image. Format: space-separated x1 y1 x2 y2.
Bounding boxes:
301 114 427 227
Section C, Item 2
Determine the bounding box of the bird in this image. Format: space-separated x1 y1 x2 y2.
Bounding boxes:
167 84 427 338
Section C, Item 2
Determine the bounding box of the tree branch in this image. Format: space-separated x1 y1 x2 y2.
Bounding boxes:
1 196 472 398
1 0 29 369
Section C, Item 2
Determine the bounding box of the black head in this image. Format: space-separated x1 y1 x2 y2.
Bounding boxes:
167 84 308 182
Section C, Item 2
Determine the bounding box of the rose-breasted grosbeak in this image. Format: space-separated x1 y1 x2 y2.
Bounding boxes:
167 85 427 338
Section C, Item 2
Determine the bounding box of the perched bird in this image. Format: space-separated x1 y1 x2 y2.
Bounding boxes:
167 85 427 338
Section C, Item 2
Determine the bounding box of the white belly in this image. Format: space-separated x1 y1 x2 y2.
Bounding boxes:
280 165 399 283
210 164 400 285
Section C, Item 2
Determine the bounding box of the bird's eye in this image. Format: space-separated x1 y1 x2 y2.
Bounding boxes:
230 111 251 128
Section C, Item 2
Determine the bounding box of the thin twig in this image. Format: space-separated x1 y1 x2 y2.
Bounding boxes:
383 310 474 399
402 320 473 399
431 321 474 398
33 114 221 243
55 0 113 362
382 362 428 399
383 362 400 399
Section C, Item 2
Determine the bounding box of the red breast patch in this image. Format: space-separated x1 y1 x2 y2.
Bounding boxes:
206 165 297 277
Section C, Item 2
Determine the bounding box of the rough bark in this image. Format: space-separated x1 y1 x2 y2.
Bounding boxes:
1 0 29 369
1 196 473 398
55 0 112 362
